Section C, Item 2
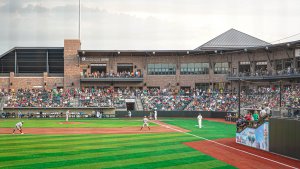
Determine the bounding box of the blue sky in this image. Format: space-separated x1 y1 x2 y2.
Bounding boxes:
0 0 299 54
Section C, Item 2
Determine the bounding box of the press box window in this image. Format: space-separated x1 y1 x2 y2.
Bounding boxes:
180 63 209 74
214 62 229 74
147 64 176 75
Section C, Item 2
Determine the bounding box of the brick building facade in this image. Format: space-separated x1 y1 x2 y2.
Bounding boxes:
1 29 300 91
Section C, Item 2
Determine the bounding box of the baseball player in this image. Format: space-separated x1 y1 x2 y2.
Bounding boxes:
13 121 24 134
197 113 202 128
66 110 69 122
154 110 157 120
128 110 132 118
140 116 150 130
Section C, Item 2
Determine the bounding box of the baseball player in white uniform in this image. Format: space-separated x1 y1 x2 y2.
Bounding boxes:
197 113 202 128
140 116 150 130
154 110 157 120
128 111 132 118
13 121 24 134
66 110 69 122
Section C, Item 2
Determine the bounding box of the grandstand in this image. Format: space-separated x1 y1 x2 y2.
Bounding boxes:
0 28 299 113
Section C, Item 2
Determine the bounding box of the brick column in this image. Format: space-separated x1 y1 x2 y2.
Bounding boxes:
43 72 48 90
9 72 15 90
64 39 81 89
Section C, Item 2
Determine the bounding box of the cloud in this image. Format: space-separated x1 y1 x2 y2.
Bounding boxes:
0 0 300 54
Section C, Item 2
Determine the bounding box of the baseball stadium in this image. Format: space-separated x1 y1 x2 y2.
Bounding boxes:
0 28 300 169
1 1 300 168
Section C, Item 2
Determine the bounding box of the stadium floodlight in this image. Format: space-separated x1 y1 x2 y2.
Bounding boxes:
187 51 189 54
118 51 120 55
265 46 269 50
244 49 248 52
153 51 155 55
82 51 85 55
214 50 218 54
287 43 290 47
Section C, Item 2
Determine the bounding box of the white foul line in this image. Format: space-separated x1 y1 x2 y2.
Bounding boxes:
153 121 299 169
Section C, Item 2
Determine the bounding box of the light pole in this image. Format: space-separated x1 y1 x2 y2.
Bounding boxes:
238 79 241 118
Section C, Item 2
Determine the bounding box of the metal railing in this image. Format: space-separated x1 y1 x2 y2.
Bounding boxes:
227 68 300 80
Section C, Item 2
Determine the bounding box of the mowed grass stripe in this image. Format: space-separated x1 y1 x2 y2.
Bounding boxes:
0 134 194 153
0 137 191 158
0 133 180 146
0 132 166 142
0 135 195 164
0 144 185 163
0 132 184 144
0 133 165 146
62 152 206 169
0 138 194 164
104 155 216 169
3 147 198 169
158 160 237 169
0 134 116 146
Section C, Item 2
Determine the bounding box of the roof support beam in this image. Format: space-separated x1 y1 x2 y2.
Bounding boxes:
14 50 17 74
46 50 49 74
265 51 273 70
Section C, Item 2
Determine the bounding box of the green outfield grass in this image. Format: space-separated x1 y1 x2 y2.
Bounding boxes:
161 118 236 140
0 119 157 128
0 118 236 169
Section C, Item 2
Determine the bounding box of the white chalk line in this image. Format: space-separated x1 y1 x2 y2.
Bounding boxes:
153 121 299 169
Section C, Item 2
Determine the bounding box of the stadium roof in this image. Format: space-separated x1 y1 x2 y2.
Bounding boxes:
195 28 271 51
0 47 64 59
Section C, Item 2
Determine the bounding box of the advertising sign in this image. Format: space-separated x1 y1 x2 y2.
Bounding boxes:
236 122 269 151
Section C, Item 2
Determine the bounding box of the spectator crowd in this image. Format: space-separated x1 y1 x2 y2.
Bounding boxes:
0 85 299 112
83 71 142 78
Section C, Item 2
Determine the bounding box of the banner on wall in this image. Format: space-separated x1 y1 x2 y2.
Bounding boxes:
236 122 269 151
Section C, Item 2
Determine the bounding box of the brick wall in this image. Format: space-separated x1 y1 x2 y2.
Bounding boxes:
0 72 64 90
64 39 81 89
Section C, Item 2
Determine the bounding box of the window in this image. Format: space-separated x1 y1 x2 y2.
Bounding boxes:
274 59 292 71
297 58 300 69
117 63 133 73
239 61 250 74
180 63 209 74
181 64 187 74
255 61 267 73
147 64 176 75
91 63 107 73
214 62 229 74
148 64 154 75
195 83 209 91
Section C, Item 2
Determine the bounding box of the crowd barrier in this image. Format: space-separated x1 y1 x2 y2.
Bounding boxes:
115 111 230 118
1 108 231 119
